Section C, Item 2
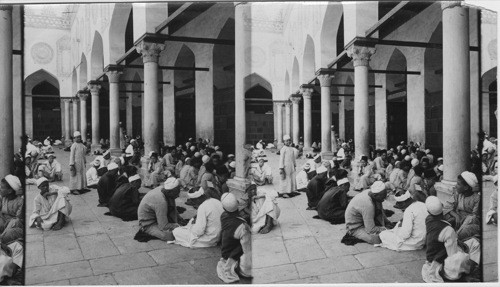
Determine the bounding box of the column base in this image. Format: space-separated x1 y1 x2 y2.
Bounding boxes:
434 180 456 203
227 177 251 211
320 151 335 160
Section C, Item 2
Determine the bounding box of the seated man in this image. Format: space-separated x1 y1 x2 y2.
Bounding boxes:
316 169 350 224
353 155 377 191
212 165 230 199
137 177 183 241
86 159 101 188
296 163 314 192
108 174 142 221
443 171 480 241
422 196 480 283
249 183 280 234
306 161 337 210
144 151 166 188
372 149 387 176
378 190 427 251
38 154 62 182
96 150 113 176
29 177 72 231
420 169 438 199
386 161 410 192
96 162 120 207
217 192 252 283
0 175 24 244
179 158 198 190
486 175 498 225
345 181 394 244
173 186 224 248
251 157 273 186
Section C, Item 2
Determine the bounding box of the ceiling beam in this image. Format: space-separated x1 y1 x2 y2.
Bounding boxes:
98 80 171 85
155 3 193 34
374 39 479 51
365 1 410 38
124 64 209 71
331 84 383 88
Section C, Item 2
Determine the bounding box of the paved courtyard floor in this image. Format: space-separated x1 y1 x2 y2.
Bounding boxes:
25 148 251 285
252 150 498 284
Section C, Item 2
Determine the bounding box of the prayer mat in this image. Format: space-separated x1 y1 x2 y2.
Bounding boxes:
133 229 156 242
341 232 365 246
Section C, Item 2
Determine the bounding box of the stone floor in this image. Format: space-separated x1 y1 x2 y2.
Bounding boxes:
25 148 250 285
251 150 498 284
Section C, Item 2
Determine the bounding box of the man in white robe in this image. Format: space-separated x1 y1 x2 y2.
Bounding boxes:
279 135 296 198
251 157 273 186
29 177 72 231
173 187 224 248
86 159 101 188
38 154 62 182
249 184 280 234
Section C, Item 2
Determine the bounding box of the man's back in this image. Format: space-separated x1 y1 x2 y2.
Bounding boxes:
138 187 166 226
345 190 374 230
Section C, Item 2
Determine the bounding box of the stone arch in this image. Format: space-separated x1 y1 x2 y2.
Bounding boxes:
90 31 104 80
244 73 273 144
386 48 408 148
302 35 316 83
72 69 77 95
291 57 300 93
79 53 88 90
174 44 196 143
109 3 133 63
25 69 60 96
320 3 343 67
244 72 273 93
284 71 290 97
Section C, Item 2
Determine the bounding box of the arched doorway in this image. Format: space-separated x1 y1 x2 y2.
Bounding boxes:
213 18 236 151
245 73 273 144
174 45 196 143
386 48 408 148
320 2 343 66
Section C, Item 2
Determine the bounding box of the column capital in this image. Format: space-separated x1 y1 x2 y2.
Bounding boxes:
61 97 73 103
77 90 89 101
347 45 376 67
72 97 80 103
135 41 165 64
106 70 122 83
441 1 464 10
300 87 314 99
289 94 302 104
274 100 285 108
283 100 292 107
317 74 333 87
87 81 101 95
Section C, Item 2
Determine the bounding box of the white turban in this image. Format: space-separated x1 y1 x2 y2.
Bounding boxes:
316 165 327 174
370 181 386 194
36 177 49 188
229 161 236 168
4 175 21 193
283 135 291 141
190 146 196 151
425 149 431 154
188 186 204 199
202 155 210 164
460 171 478 190
426 196 443 215
395 190 411 202
194 152 201 158
73 131 81 137
107 162 119 171
404 155 411 161
411 159 419 167
401 149 407 155
103 150 110 157
221 192 238 212
228 154 235 158
128 174 141 183
164 177 180 190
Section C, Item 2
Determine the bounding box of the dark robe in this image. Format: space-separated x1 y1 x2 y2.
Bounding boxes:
306 171 337 208
97 171 119 205
317 183 350 223
108 182 141 220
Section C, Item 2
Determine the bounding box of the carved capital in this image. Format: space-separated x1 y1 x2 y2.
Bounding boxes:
317 74 333 87
441 1 463 10
61 98 72 104
301 87 313 99
72 97 80 103
283 101 292 107
290 95 302 104
135 41 165 63
274 101 285 108
77 91 89 101
87 82 101 95
106 70 122 83
347 45 376 67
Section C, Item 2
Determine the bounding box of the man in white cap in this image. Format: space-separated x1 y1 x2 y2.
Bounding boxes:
108 173 142 221
29 177 72 231
296 162 313 191
96 162 120 207
422 196 480 283
86 159 101 188
69 131 87 195
38 154 62 182
217 192 252 283
124 139 137 165
344 181 394 244
404 158 420 190
306 162 337 210
377 190 427 251
336 143 348 161
173 186 224 248
353 155 377 191
0 175 24 243
279 135 297 198
137 177 183 241
250 157 273 186
442 171 480 241
195 155 211 187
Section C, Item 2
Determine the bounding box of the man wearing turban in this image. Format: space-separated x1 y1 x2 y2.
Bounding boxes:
0 175 24 243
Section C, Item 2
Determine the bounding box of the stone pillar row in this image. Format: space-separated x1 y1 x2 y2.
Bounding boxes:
0 6 13 176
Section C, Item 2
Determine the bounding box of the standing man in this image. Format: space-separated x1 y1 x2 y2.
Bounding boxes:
279 135 297 198
69 131 87 195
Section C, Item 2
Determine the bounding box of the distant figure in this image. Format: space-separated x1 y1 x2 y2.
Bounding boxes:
38 154 62 182
69 131 87 195
279 135 296 198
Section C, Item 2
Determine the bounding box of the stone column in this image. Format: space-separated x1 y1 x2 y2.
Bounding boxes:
374 73 387 148
290 95 301 145
406 49 426 145
339 95 346 140
72 97 80 134
136 40 165 156
62 99 72 146
347 45 375 158
163 70 175 146
126 93 133 137
106 69 123 154
0 6 13 176
284 101 292 139
318 74 334 158
301 87 313 151
436 2 470 196
78 91 88 142
88 81 101 151
275 101 284 148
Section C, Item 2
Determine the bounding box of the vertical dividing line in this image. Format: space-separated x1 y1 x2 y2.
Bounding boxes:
20 4 26 284
476 8 483 283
